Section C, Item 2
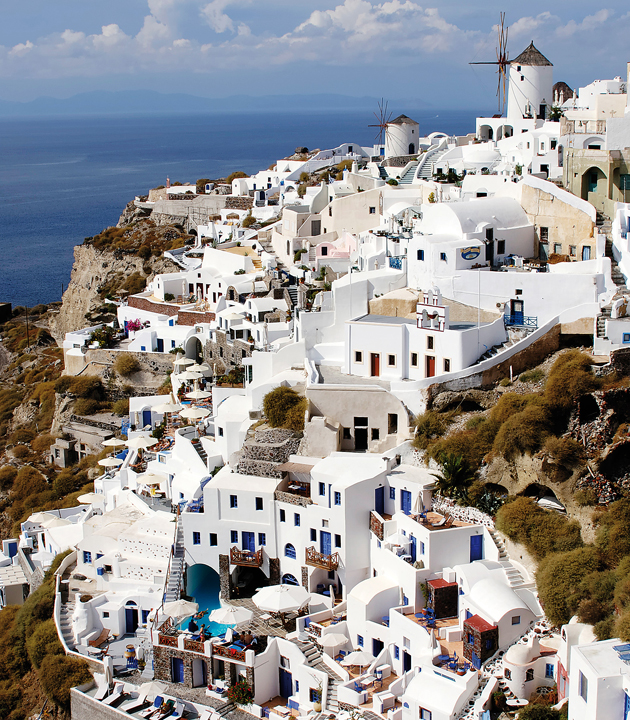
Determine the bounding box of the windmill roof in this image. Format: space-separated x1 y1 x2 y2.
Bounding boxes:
511 42 552 67
389 114 418 126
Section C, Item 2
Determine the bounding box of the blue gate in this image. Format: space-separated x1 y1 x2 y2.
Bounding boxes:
470 535 483 562
279 669 293 698
171 657 184 683
242 532 255 552
401 490 412 515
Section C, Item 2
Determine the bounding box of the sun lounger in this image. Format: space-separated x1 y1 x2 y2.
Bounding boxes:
94 682 110 701
172 699 186 718
102 683 124 706
140 697 164 718
121 697 152 714
197 710 213 720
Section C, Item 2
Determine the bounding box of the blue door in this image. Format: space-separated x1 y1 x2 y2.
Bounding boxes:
401 490 412 515
373 639 384 657
320 531 332 556
470 535 483 562
624 692 630 720
471 651 481 669
142 409 152 428
403 651 412 672
171 657 184 683
242 532 255 552
375 486 385 516
156 338 164 352
125 607 138 633
409 535 417 563
279 668 293 698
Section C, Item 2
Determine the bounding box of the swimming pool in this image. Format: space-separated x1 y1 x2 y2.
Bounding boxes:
182 564 232 635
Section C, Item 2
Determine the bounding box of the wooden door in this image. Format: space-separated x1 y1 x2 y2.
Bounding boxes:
370 353 380 377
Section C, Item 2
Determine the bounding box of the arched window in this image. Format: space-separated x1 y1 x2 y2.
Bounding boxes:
408 143 415 154
504 668 512 680
526 669 534 682
284 543 296 559
282 573 299 585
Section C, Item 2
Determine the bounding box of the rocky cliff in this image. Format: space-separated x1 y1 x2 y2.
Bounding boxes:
48 244 179 345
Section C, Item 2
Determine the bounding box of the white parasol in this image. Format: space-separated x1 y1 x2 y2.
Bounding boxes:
125 435 158 450
341 650 375 669
77 492 104 504
180 406 210 420
172 357 194 367
252 584 310 614
208 605 254 627
188 363 211 373
163 599 199 620
98 457 124 468
185 390 212 400
153 401 183 414
319 633 349 650
102 437 126 448
179 370 203 381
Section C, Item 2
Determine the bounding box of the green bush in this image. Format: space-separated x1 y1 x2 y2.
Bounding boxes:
12 445 30 459
263 387 306 430
10 428 35 444
519 368 545 383
595 498 630 567
413 410 452 450
55 375 104 400
490 392 537 424
493 402 552 459
73 398 101 416
121 272 146 296
544 436 585 468
38 654 92 709
517 705 561 720
545 350 598 412
31 434 56 455
114 353 140 377
12 466 47 500
164 293 175 301
113 398 130 416
26 619 63 669
226 171 247 184
242 213 256 228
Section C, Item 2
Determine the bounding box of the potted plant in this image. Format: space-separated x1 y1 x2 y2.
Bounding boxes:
227 679 254 706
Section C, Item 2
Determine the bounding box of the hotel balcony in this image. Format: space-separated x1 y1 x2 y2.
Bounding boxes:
305 546 339 571
230 546 263 567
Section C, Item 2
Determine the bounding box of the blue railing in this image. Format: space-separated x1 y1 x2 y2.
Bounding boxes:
504 314 538 329
389 256 403 270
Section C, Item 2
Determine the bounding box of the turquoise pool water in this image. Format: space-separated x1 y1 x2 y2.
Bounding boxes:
182 564 232 636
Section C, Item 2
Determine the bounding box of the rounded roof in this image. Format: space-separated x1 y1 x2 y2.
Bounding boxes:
511 41 552 67
388 114 419 126
469 578 530 621
348 575 398 604
505 638 539 665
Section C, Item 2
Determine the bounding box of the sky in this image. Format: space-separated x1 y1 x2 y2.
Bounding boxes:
1 1 629 107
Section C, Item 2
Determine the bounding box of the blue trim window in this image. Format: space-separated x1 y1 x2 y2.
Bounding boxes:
420 541 425 555
390 487 396 500
319 482 326 496
334 491 341 506
285 544 296 559
83 551 92 564
230 494 238 508
420 710 432 720
192 532 201 545
142 610 150 624
294 513 301 527
394 645 399 660
624 333 630 344
545 663 554 679
259 533 266 546
230 530 238 543
209 533 217 546
512 615 521 625
417 249 424 261
467 633 474 644
579 671 588 701
357 635 364 647
280 509 286 522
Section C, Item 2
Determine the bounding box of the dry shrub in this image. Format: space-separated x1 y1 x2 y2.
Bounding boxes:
12 466 47 500
493 402 552 460
113 398 130 416
31 434 56 455
413 410 453 449
73 398 101 416
12 445 30 459
490 392 538 423
0 465 18 489
544 436 586 468
114 353 140 377
263 387 306 430
10 428 35 444
545 350 599 411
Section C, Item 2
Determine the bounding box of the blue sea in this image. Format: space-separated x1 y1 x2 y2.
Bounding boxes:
0 109 485 307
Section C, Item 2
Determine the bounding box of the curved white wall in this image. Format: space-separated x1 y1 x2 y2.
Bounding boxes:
508 64 553 122
386 122 419 158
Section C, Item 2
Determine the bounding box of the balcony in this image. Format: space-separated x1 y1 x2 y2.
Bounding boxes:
183 637 206 654
305 546 339 571
213 643 246 662
370 510 385 540
504 314 538 330
230 546 263 567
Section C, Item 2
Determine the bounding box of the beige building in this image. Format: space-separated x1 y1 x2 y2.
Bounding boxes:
563 147 630 218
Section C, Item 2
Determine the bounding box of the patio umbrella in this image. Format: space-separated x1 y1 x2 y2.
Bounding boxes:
137 471 167 484
185 390 212 400
104 655 114 690
153 401 183 413
29 512 55 523
179 370 203 381
319 633 349 650
412 493 424 515
163 599 199 620
386 532 409 546
98 457 124 468
138 680 167 700
208 605 254 627
125 436 158 450
341 650 375 669
188 363 211 373
77 492 104 504
252 584 310 614
180 406 210 420
102 437 126 448
173 357 194 367
42 516 72 529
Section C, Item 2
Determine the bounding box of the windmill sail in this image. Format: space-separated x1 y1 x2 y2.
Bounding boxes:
469 13 510 114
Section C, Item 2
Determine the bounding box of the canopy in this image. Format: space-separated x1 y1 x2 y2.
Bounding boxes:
185 390 212 400
252 584 310 614
208 605 253 627
319 633 349 649
180 406 210 420
153 402 183 413
179 370 203 381
41 516 72 528
386 532 410 546
125 436 158 450
29 512 55 523
172 357 194 367
101 437 126 447
77 492 103 504
188 363 211 373
138 681 167 699
341 650 375 668
163 599 199 620
98 457 123 467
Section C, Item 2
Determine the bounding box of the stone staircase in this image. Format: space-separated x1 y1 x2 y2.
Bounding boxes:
398 161 419 185
164 514 185 603
192 438 208 470
59 596 76 649
473 336 515 365
295 639 342 713
287 286 299 308
214 702 236 718
378 165 389 180
596 211 628 340
488 528 533 590
418 147 449 179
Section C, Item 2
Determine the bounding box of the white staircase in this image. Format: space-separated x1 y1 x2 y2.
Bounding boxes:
488 528 533 590
418 146 449 179
59 596 76 648
164 514 185 603
296 639 342 713
398 161 419 185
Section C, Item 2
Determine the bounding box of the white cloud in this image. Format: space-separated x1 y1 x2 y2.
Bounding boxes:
201 0 236 33
9 40 34 56
509 12 556 37
556 9 612 38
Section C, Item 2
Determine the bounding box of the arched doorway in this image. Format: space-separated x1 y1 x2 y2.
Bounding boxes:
581 166 607 207
231 566 269 598
125 600 138 634
282 574 300 586
186 336 203 363
408 143 416 154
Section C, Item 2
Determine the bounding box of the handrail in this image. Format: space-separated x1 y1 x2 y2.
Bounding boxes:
305 546 339 571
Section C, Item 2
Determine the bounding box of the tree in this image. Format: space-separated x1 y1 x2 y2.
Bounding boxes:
518 705 561 720
431 453 476 501
38 655 92 709
263 386 307 430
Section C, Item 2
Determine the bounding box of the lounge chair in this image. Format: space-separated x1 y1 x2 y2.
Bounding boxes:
121 697 152 714
172 699 186 718
94 682 110 701
158 699 176 719
140 697 164 718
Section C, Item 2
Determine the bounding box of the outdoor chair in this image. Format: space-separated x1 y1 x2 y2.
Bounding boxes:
140 697 163 718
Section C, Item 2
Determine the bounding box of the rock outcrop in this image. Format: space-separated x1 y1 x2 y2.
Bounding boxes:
49 245 179 345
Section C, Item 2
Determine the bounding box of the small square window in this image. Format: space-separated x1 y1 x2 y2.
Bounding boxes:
218 427 224 437
387 354 396 367
103 611 110 618
342 427 351 440
357 635 364 647
335 534 341 548
355 351 363 363
230 494 238 508
230 530 238 543
83 551 92 564
440 252 447 262
369 207 376 214
334 491 341 506
540 227 549 242
512 615 521 625
192 531 201 545
427 336 434 350
570 245 577 256
259 533 266 546
411 352 418 367
280 509 286 522
310 528 317 542
255 497 263 511
417 249 424 261
209 533 218 546
294 513 301 526
623 334 630 344
390 487 396 500
554 243 562 254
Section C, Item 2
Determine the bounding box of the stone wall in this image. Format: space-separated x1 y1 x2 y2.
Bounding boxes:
237 430 301 478
274 490 312 507
204 330 252 373
269 557 281 585
154 644 210 686
384 154 417 168
219 553 233 600
225 197 254 210
128 296 179 316
179 310 216 326
71 687 131 720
